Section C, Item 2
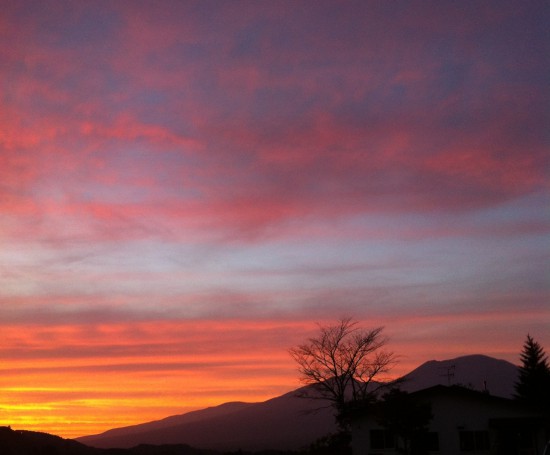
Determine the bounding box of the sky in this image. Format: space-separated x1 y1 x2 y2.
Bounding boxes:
1 0 549 440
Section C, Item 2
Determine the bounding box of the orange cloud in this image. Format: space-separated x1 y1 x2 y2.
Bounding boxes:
0 319 311 437
2 311 548 438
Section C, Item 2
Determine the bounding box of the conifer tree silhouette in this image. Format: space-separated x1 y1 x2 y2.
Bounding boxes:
514 334 550 410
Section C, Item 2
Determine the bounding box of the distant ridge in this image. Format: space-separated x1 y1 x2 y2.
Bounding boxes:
78 354 519 451
94 401 254 438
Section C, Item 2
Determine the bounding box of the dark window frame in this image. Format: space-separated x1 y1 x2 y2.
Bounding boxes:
370 429 396 450
459 430 490 452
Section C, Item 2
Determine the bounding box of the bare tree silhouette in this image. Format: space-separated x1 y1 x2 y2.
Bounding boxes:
289 317 397 430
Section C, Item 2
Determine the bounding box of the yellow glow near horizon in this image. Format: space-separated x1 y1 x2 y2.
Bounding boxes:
0 320 310 438
0 312 543 439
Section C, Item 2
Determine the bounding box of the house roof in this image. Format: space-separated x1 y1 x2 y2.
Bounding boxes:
410 384 513 403
409 385 548 411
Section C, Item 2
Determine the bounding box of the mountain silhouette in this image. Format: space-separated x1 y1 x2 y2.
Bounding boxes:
400 354 518 397
78 354 518 451
78 385 336 451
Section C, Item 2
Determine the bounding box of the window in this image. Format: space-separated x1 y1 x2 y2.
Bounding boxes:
426 432 440 452
370 429 396 450
459 430 490 451
413 431 440 452
517 430 534 450
517 429 535 454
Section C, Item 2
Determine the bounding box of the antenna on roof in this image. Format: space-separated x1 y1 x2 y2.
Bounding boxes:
440 364 456 386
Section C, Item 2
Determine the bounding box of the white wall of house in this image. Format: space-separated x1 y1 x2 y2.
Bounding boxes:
351 387 548 455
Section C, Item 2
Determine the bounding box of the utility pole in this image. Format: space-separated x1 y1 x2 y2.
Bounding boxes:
440 365 456 386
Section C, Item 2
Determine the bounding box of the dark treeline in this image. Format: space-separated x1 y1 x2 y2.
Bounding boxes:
0 426 323 455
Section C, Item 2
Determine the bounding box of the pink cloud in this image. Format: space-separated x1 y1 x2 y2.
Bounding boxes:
2 0 547 245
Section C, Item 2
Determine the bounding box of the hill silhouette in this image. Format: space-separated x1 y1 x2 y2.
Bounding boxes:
0 426 96 455
78 354 518 451
0 425 251 455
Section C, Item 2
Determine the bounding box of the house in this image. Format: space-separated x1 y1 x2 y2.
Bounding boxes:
351 385 549 455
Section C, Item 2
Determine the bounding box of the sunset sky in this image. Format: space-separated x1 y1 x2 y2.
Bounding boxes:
1 0 549 439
